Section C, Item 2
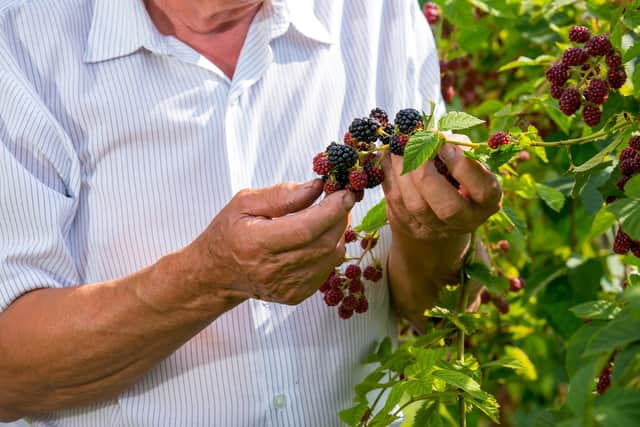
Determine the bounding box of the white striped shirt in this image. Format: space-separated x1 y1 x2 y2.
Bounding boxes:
0 0 443 425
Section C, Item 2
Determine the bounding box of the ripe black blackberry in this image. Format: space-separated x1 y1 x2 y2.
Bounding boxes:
349 118 380 143
614 229 632 254
562 47 588 66
369 107 389 127
324 288 344 306
559 89 582 115
488 131 509 149
620 147 638 162
390 134 409 155
545 64 569 85
354 296 369 313
582 104 601 127
363 265 383 282
395 108 423 135
550 84 564 99
606 53 622 69
608 68 627 89
629 135 640 151
327 142 358 171
617 175 630 191
585 79 609 105
364 163 384 188
345 264 361 279
585 35 612 57
620 157 640 176
569 25 590 43
597 368 611 395
338 305 354 319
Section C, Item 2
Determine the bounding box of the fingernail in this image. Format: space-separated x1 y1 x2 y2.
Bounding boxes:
342 191 356 211
441 144 456 160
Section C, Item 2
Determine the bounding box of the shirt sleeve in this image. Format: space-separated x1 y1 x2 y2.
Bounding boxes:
0 41 81 312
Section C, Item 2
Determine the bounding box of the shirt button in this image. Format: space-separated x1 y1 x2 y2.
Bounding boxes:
273 394 287 409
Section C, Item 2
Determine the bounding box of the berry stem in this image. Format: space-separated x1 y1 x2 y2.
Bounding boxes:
528 120 633 147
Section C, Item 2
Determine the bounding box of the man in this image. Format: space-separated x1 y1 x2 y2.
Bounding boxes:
0 0 501 425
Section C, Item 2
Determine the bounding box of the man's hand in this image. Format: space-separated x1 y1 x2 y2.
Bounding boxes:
188 179 353 306
382 134 502 242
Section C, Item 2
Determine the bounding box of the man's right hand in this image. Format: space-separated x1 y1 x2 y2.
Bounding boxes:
188 179 354 306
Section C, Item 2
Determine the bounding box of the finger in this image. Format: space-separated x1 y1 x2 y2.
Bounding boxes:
389 154 434 220
437 144 502 207
239 179 324 218
258 190 354 252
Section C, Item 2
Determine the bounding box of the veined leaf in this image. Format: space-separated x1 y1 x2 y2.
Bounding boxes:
537 183 565 212
570 300 621 320
355 199 387 233
402 131 442 175
437 111 485 131
608 199 640 241
624 175 640 200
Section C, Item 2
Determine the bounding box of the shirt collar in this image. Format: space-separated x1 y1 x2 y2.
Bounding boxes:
84 0 334 64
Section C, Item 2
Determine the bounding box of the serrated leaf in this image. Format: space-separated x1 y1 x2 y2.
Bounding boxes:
339 403 369 426
624 175 640 200
590 207 617 238
586 312 640 356
502 204 527 234
401 131 442 175
432 369 485 400
571 133 626 172
355 199 387 233
437 111 485 131
570 300 621 320
608 198 640 240
413 402 438 427
536 183 565 212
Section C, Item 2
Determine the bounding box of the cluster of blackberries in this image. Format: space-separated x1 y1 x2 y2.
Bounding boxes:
423 2 440 25
616 135 640 192
312 107 425 198
546 26 626 127
319 228 383 319
613 227 640 258
488 131 510 149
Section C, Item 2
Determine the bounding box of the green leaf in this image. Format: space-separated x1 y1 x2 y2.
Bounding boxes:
432 369 484 400
465 262 509 294
590 207 617 238
593 389 640 426
623 41 640 63
413 402 438 427
586 312 640 356
566 357 600 416
363 337 393 364
339 403 369 427
504 346 538 381
570 300 621 320
501 204 527 234
608 199 640 241
424 101 437 131
566 322 604 378
624 174 640 200
401 132 442 175
498 55 555 71
355 199 387 233
485 144 520 172
536 183 565 212
571 132 626 173
437 111 485 131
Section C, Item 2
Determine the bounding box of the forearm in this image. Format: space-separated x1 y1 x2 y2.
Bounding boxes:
0 248 244 421
387 231 471 330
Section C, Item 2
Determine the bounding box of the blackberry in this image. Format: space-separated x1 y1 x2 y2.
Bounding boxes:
606 53 622 69
545 64 569 85
344 228 357 243
492 296 510 314
585 79 609 105
363 265 383 282
361 237 378 251
329 273 343 289
510 278 525 292
519 150 531 161
488 131 510 149
379 124 394 145
341 294 358 311
498 240 510 252
617 175 630 191
364 164 384 188
442 85 455 103
390 134 409 155
569 25 590 43
395 108 423 135
335 170 351 187
345 264 362 279
608 67 627 89
559 89 582 115
596 367 611 395
423 2 440 25
338 305 354 319
327 142 358 171
550 84 564 99
605 196 618 204
582 105 601 127
620 157 640 175
323 179 342 195
348 279 364 294
312 152 331 176
480 289 491 305
319 275 332 293
343 131 357 148
348 169 368 191
354 296 369 314
323 288 344 306
442 73 455 87
629 136 640 151
349 118 379 143
369 107 389 127
620 147 638 162
632 242 640 258
586 35 612 57
614 229 632 254
562 47 588 66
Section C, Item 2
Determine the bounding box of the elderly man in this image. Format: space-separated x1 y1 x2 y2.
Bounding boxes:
0 0 501 425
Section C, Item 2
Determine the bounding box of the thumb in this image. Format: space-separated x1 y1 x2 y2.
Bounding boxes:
240 179 324 218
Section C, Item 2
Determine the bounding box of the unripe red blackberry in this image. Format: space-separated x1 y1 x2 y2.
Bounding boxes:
363 265 383 282
596 367 611 395
313 152 331 175
614 228 632 254
324 288 344 306
348 169 368 191
620 157 640 175
341 294 358 311
546 64 569 85
559 89 582 115
390 134 409 155
630 136 640 151
338 305 354 319
550 84 564 99
361 236 378 251
585 79 609 105
510 277 525 292
480 289 491 305
354 296 369 313
329 273 343 289
343 131 357 148
348 279 364 294
518 150 531 161
442 85 455 103
369 107 389 127
488 131 510 149
492 296 510 314
319 275 332 293
364 163 384 188
608 67 627 89
585 35 612 57
498 240 510 252
323 179 342 195
423 2 440 25
582 105 601 127
345 264 361 280
617 175 630 191
562 47 588 66
327 142 358 171
344 227 357 243
569 25 590 43
395 108 423 135
606 53 622 69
